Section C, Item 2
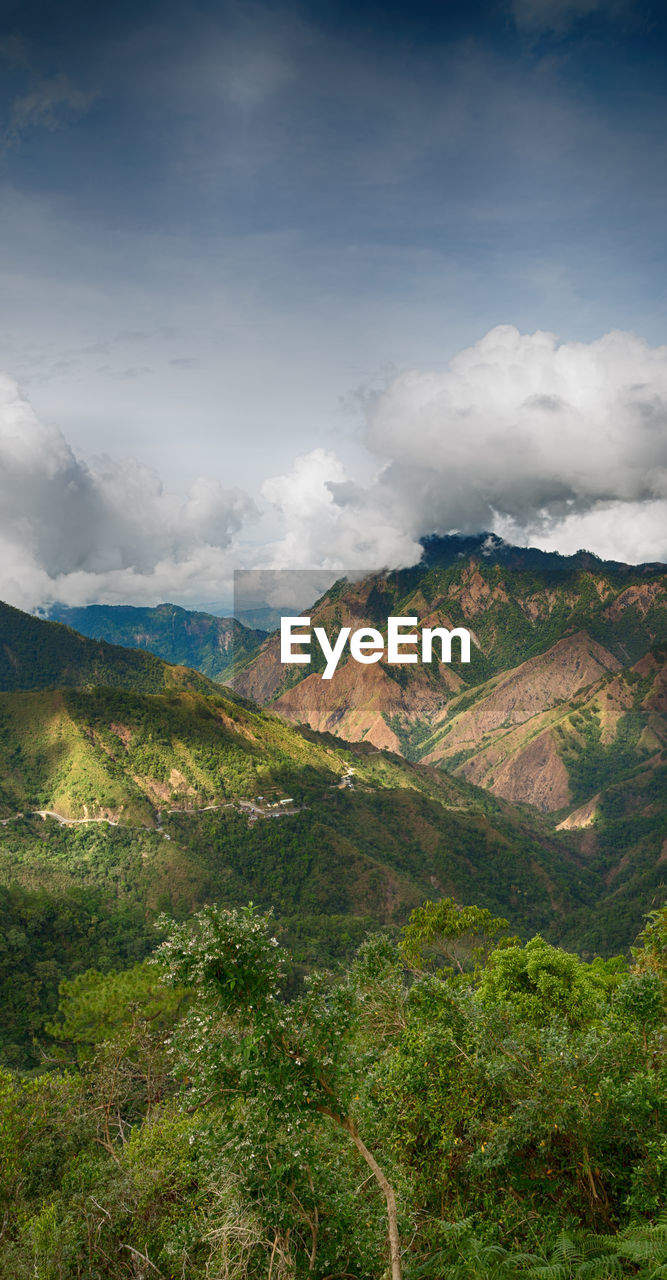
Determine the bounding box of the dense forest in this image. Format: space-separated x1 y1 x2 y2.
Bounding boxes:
0 899 664 1278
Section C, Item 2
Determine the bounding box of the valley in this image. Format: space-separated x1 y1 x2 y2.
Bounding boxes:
0 536 664 1072
0 540 664 1280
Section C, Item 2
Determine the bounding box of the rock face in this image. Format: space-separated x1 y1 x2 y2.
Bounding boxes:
477 729 571 812
557 794 601 830
231 537 666 818
420 633 623 812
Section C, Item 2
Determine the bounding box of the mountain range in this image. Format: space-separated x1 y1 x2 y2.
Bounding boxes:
228 537 665 951
232 537 665 808
0 535 664 1063
45 601 267 681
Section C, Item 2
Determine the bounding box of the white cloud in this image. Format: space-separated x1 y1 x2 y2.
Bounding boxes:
359 326 667 557
258 327 667 570
260 448 421 570
1 326 665 617
0 374 254 611
493 500 667 564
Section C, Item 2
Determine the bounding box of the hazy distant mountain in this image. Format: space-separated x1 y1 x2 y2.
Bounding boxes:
46 602 267 681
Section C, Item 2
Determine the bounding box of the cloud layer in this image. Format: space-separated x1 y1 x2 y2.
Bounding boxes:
0 373 253 611
263 326 667 571
367 325 667 521
1 325 666 613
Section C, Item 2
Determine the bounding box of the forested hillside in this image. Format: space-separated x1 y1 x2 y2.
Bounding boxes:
0 575 664 1277
47 601 267 680
0 593 663 1074
0 601 217 695
0 676 612 1066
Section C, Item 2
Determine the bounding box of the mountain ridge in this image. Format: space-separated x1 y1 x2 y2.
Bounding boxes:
44 601 267 681
0 600 220 696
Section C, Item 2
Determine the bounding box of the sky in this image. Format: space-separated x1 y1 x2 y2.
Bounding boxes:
0 0 666 612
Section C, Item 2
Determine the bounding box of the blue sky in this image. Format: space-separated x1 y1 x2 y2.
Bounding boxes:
0 0 666 608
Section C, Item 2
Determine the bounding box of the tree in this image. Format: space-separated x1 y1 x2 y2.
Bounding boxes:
157 903 406 1279
400 898 515 975
477 934 607 1028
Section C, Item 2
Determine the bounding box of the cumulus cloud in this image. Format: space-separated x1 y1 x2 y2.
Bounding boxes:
0 374 254 611
2 325 665 616
367 326 667 513
493 500 667 565
260 448 421 570
260 326 667 570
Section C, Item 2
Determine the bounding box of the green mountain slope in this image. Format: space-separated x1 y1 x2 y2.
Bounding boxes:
0 600 218 695
46 601 267 680
0 677 652 951
0 668 619 1065
0 684 342 823
0 592 663 1066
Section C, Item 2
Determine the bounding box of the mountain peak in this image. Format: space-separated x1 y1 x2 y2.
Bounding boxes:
417 532 665 576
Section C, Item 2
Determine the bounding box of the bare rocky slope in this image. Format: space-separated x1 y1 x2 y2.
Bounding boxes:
231 537 665 795
230 537 666 917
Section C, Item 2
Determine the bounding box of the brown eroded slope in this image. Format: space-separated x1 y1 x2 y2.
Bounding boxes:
419 633 623 810
273 657 461 751
423 631 620 761
230 541 665 821
425 641 665 815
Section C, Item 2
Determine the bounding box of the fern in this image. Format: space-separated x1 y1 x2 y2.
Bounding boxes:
522 1218 667 1280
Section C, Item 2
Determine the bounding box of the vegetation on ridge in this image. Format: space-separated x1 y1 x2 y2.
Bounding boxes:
46 601 267 681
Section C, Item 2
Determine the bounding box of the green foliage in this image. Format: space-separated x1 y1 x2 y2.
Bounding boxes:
47 959 187 1060
158 904 405 1277
407 1218 667 1278
477 935 609 1027
0 903 665 1279
0 883 153 1067
400 897 514 972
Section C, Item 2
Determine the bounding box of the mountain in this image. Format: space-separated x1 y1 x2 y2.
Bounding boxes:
45 602 267 680
417 635 664 809
0 599 599 933
0 677 592 933
0 619 655 955
231 537 666 802
0 602 626 937
229 537 666 933
0 600 224 696
0 596 662 1065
